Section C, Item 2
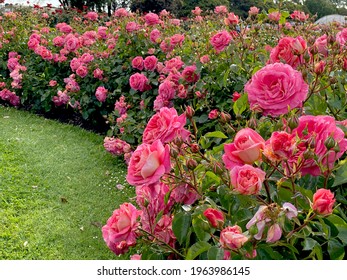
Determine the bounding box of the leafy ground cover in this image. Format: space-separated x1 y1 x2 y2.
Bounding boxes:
0 106 132 259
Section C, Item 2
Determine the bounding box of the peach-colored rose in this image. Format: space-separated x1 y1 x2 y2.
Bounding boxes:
220 225 248 250
230 165 265 195
126 140 171 186
223 128 265 169
312 189 336 215
102 203 142 255
244 63 308 116
143 107 190 144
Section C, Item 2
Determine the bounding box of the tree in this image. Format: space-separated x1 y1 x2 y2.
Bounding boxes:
304 0 338 18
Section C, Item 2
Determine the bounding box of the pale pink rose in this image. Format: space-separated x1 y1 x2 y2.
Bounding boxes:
95 86 108 102
314 34 328 56
131 56 144 70
230 165 265 195
144 55 158 71
49 80 57 87
170 183 200 205
220 225 248 250
126 22 140 32
203 208 224 228
282 202 298 220
269 36 306 68
181 65 199 83
246 205 270 240
208 109 219 119
102 203 142 255
70 57 82 72
80 53 94 63
7 58 19 71
144 12 160 26
52 90 70 106
312 189 336 215
115 95 129 115
56 22 73 33
126 140 171 186
76 65 88 78
170 19 181 26
210 30 232 53
266 224 282 243
244 63 309 116
150 29 161 43
159 9 170 17
290 115 347 176
290 10 309 22
142 107 190 144
130 254 142 260
129 73 150 92
224 12 239 26
249 6 259 16
268 11 281 21
195 15 203 22
214 5 228 14
223 128 265 169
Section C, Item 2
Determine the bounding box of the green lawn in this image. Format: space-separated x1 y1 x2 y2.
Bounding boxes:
0 106 133 259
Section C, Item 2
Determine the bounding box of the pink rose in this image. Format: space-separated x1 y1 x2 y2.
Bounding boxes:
150 29 161 43
223 128 265 169
224 12 239 26
170 34 184 47
214 5 228 14
158 80 175 100
264 131 296 161
181 65 199 83
70 57 82 72
104 137 131 156
220 225 248 250
200 55 210 64
249 6 259 16
49 80 57 87
312 189 336 215
85 11 98 21
210 30 232 53
131 56 144 70
203 208 224 228
144 55 158 71
336 28 347 47
144 12 160 26
126 22 140 32
266 224 282 243
244 63 309 116
290 115 347 176
76 65 88 78
268 11 281 21
95 86 108 102
102 203 142 255
126 140 171 186
114 8 128 17
208 109 219 119
192 7 202 16
314 34 328 56
53 36 65 47
142 107 190 144
64 34 80 52
93 68 104 80
230 165 265 195
130 254 142 260
269 36 306 68
129 73 150 92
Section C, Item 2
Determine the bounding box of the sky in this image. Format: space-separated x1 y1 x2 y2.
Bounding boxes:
2 0 61 7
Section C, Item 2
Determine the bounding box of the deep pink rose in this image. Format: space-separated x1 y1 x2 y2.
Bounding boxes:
181 65 199 83
210 30 232 53
142 107 190 144
220 225 248 250
144 55 158 71
336 28 347 47
244 63 308 116
126 21 140 32
208 109 219 119
102 203 141 255
203 208 224 228
129 73 150 92
158 80 175 100
230 165 265 195
76 65 88 78
223 128 265 169
70 57 82 72
290 115 347 176
269 36 307 68
131 56 144 70
170 34 185 47
264 131 296 161
126 140 171 186
144 12 160 26
150 29 161 43
64 34 80 52
314 34 328 56
312 189 336 215
95 86 108 102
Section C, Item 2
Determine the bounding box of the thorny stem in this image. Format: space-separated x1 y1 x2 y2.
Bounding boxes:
286 212 316 239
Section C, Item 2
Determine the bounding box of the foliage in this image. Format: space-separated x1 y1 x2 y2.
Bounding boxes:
1 3 347 260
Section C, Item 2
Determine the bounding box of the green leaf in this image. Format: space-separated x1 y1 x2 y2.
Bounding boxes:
205 131 228 139
192 216 211 242
205 171 221 185
302 238 318 251
332 160 347 187
328 239 345 260
172 211 192 245
233 93 249 115
186 241 211 260
337 226 347 244
207 246 224 260
313 244 323 260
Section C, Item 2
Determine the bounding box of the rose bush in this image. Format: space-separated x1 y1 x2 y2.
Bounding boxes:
1 4 347 260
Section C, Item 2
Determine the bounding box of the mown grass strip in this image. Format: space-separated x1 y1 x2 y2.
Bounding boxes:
0 106 133 259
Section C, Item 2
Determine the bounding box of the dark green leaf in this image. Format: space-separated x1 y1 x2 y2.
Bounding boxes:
328 239 345 260
302 238 318 251
172 211 192 245
332 160 347 187
186 241 211 260
207 246 224 260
